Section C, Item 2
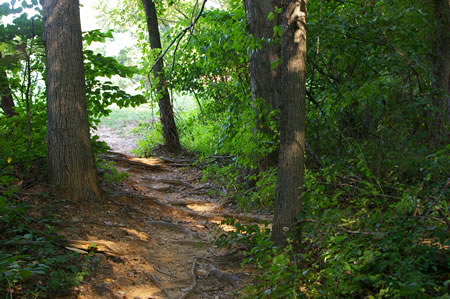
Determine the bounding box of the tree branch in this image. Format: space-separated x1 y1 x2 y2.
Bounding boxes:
148 0 207 80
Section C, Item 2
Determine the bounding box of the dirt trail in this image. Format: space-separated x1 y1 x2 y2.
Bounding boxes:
50 132 270 298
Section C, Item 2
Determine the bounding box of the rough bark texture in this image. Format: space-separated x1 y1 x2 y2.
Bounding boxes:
244 0 282 111
142 0 182 153
244 0 281 169
432 0 450 145
0 52 18 118
43 0 102 201
272 0 307 246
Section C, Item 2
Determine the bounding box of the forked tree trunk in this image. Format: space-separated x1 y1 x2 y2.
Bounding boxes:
432 0 449 145
0 52 18 118
142 0 182 153
43 0 102 201
244 0 281 169
272 0 307 246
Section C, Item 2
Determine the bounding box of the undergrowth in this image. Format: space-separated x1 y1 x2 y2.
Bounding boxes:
0 187 93 297
215 144 449 298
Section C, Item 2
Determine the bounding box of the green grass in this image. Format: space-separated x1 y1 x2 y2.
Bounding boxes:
99 104 154 132
99 94 197 135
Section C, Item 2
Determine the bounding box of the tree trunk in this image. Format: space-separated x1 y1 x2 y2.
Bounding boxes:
272 0 307 246
244 0 281 169
43 0 102 201
0 52 18 118
432 0 450 145
141 0 182 153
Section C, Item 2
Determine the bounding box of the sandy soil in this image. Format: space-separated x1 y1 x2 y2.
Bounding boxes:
95 124 139 156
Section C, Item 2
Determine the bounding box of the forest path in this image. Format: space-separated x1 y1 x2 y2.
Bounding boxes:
52 133 270 298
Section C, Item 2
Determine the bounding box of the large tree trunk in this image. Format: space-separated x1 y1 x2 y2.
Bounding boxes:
0 52 18 118
432 0 449 145
43 0 102 201
244 0 281 169
141 0 182 153
272 0 307 246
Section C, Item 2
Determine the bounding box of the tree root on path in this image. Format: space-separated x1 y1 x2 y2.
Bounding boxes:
146 220 198 237
147 185 174 192
208 264 243 287
110 192 270 225
142 177 194 188
62 239 125 257
179 257 199 299
143 271 171 298
179 257 243 299
103 154 162 171
166 199 212 206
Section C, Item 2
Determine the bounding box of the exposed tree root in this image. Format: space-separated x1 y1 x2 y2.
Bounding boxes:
103 154 162 171
178 256 243 299
208 264 242 287
146 220 198 237
143 271 171 298
106 150 131 159
179 257 199 299
143 176 194 188
166 199 211 206
65 220 127 228
147 185 174 192
62 239 125 256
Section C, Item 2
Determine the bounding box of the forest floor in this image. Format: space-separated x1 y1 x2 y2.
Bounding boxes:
29 127 270 298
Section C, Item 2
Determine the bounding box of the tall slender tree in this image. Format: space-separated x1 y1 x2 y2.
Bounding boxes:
0 52 18 118
244 0 281 169
43 0 102 201
272 0 307 246
141 0 182 153
432 0 449 145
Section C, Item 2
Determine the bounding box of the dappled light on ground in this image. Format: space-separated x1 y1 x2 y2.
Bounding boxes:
24 148 266 298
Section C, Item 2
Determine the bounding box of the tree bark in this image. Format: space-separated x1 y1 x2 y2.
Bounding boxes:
141 0 182 153
432 0 450 145
0 52 18 118
244 0 281 169
43 0 102 201
272 0 307 246
244 0 281 111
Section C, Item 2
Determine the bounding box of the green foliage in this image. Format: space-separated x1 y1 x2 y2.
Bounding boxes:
83 30 147 127
133 121 165 156
0 190 91 296
216 219 302 298
215 145 448 297
98 159 129 183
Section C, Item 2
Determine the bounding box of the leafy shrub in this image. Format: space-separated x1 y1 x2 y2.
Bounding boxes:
215 145 449 298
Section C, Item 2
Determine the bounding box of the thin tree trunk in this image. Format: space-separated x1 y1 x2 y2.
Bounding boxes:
272 0 307 246
432 0 450 145
142 0 182 153
244 0 281 169
24 47 32 147
43 0 102 201
0 52 18 118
